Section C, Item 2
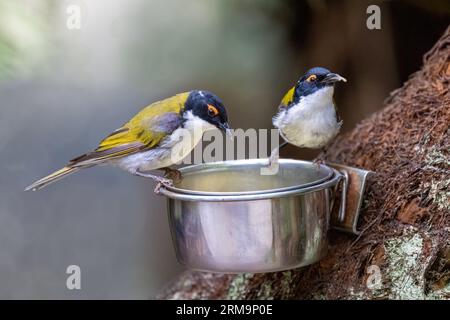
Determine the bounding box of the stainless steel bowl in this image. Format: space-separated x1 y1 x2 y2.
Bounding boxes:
160 159 344 273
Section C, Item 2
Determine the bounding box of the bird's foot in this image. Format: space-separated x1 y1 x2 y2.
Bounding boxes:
162 168 183 184
267 151 279 169
153 176 174 195
153 180 173 194
134 170 173 194
313 158 326 170
260 148 280 175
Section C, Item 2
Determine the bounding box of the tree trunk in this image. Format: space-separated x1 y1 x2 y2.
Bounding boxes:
160 26 450 300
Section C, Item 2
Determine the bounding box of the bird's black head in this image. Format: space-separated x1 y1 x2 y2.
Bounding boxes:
292 67 346 103
185 90 231 134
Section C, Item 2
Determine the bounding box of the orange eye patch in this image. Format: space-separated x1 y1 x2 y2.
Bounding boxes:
207 104 219 116
306 74 317 82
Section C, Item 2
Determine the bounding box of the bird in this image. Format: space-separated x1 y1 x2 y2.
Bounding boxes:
268 67 346 167
25 90 231 192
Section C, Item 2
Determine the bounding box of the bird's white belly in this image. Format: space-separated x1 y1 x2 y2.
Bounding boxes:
111 115 212 173
114 148 174 173
274 93 341 149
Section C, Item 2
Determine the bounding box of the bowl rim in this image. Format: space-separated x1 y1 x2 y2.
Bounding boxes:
159 159 343 202
164 158 334 196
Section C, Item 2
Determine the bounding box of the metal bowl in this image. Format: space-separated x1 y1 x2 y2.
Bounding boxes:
159 159 344 273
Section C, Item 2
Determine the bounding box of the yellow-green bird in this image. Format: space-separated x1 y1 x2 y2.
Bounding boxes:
25 90 231 191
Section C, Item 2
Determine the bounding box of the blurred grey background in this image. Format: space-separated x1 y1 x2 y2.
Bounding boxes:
0 0 448 299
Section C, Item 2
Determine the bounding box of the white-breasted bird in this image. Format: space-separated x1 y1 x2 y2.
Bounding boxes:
25 90 231 192
269 67 346 165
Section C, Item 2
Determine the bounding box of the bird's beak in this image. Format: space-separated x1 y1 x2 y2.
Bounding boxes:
323 73 347 84
219 122 232 137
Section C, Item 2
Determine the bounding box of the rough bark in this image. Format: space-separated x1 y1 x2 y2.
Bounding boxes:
159 26 450 300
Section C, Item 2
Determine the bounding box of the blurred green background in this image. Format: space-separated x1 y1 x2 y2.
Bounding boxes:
0 0 448 298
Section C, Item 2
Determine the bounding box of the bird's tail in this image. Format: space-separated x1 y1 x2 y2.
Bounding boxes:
25 166 80 191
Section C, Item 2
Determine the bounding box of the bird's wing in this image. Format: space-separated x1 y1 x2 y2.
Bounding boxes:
69 92 190 167
278 86 295 110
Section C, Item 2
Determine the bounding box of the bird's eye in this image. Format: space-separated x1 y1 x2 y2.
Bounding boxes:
306 74 317 82
207 104 219 117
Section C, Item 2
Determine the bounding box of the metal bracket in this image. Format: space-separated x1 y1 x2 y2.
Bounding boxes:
327 163 373 235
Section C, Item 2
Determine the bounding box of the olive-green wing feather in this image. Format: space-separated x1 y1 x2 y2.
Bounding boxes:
69 91 190 167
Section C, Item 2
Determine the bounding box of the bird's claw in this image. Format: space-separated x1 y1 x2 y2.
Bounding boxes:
153 177 173 195
134 170 174 194
259 148 280 175
163 168 183 184
313 158 326 170
267 152 279 168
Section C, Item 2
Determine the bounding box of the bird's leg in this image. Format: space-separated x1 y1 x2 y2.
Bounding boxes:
313 158 326 169
313 148 327 169
267 146 280 168
266 141 288 167
161 167 183 184
261 141 289 175
133 170 173 194
134 170 173 185
260 149 279 175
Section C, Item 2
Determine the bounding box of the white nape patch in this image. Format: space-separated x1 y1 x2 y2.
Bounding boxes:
273 86 341 149
198 91 205 98
112 111 215 173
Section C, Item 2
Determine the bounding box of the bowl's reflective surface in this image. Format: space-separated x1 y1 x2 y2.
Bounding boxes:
168 159 333 195
168 191 331 273
163 159 340 273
